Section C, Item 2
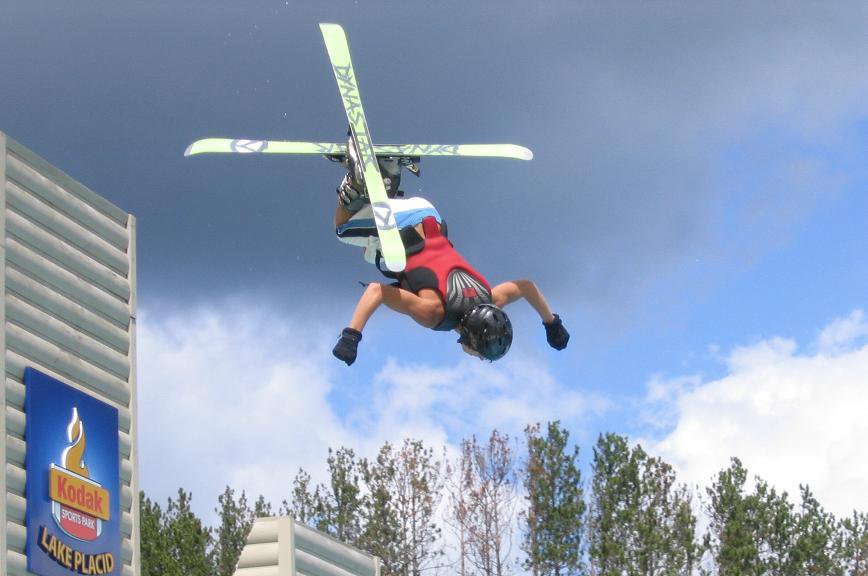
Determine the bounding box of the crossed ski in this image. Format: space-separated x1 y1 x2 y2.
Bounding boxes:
185 139 533 160
186 23 533 272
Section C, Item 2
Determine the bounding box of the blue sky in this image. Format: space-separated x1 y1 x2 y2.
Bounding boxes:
2 1 868 524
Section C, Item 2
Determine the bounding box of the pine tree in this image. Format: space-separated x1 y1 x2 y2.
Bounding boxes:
287 468 317 524
588 433 696 576
252 494 273 518
392 439 444 576
703 458 792 576
361 439 444 576
786 485 839 575
360 443 402 574
587 433 639 575
634 452 697 575
140 492 174 576
164 489 213 576
835 510 868 575
445 448 473 576
521 422 586 576
211 487 252 576
449 430 517 576
319 447 364 543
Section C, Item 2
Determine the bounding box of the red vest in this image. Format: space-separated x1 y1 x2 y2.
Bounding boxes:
400 217 492 331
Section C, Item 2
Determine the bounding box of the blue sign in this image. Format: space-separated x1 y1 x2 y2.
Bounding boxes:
25 367 121 576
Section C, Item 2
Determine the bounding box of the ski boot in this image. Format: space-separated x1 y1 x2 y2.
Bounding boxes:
378 156 404 199
337 132 369 213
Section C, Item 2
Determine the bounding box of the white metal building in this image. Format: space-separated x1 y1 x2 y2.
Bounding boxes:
0 132 139 576
235 517 380 576
0 132 383 576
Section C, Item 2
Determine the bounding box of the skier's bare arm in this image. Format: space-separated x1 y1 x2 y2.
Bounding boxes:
493 280 570 351
491 279 556 323
348 283 445 331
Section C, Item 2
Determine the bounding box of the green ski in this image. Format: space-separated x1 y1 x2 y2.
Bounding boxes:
185 22 535 275
320 23 406 272
184 138 532 161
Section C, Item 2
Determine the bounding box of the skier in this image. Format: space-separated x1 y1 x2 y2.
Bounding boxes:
330 143 570 366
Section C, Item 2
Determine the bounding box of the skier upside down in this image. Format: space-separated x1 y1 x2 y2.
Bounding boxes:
331 146 570 366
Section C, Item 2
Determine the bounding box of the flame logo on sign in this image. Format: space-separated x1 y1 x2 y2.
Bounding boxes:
61 408 89 478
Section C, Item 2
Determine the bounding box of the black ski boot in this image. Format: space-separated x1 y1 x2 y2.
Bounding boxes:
378 156 403 198
337 132 369 213
337 130 411 204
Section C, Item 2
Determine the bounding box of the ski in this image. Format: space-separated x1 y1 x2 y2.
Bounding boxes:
320 23 406 272
184 138 533 161
185 22 533 275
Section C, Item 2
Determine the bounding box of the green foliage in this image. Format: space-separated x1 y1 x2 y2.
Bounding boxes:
320 447 364 543
702 463 868 575
154 489 213 576
448 429 517 576
139 430 868 576
286 468 316 523
836 510 868 575
394 439 445 576
360 443 403 573
588 433 697 576
359 439 444 576
211 487 255 576
140 493 173 576
521 421 586 576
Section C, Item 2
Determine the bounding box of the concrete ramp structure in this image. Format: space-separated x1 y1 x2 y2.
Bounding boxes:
235 517 381 576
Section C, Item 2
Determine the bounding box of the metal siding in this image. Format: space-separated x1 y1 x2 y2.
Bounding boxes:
235 517 379 576
127 214 140 576
4 140 129 230
237 542 282 569
0 131 8 576
2 132 138 576
294 524 377 576
294 549 363 576
6 179 128 274
6 237 130 326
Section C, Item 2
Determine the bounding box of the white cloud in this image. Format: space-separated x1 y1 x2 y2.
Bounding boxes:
361 353 608 449
817 309 868 354
648 309 868 517
136 303 602 523
137 304 348 520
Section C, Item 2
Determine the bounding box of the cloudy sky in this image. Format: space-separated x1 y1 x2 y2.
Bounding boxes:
2 1 867 523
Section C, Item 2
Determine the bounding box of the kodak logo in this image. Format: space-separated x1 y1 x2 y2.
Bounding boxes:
50 468 110 521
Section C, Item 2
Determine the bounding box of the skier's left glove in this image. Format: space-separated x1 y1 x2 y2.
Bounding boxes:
333 328 363 366
543 314 569 350
337 173 368 214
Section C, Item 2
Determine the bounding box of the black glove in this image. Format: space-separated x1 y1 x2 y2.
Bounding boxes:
543 314 569 350
333 328 363 366
337 173 367 213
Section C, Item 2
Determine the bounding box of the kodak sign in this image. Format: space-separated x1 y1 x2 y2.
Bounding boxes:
49 464 110 540
25 368 121 576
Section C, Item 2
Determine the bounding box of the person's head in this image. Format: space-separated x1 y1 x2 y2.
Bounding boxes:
457 304 513 361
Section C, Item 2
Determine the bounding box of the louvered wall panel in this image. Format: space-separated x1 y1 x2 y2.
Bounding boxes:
1 132 139 576
235 517 381 576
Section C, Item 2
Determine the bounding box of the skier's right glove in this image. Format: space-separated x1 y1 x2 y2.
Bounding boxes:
333 327 363 366
543 314 569 350
337 173 367 214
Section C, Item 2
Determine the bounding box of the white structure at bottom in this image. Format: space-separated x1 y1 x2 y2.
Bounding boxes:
235 517 380 576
